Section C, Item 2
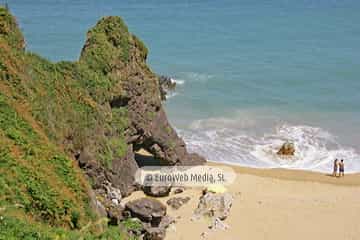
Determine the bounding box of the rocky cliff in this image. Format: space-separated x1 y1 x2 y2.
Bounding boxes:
0 7 204 238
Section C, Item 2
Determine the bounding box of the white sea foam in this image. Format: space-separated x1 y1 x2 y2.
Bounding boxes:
170 78 185 85
179 72 213 83
166 92 178 99
178 120 360 173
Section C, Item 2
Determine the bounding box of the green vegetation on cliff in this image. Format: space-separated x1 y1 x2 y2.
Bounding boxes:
0 6 151 239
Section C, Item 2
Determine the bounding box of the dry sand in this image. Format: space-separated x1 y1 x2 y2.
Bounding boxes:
126 151 360 240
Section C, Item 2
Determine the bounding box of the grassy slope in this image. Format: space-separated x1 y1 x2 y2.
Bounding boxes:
0 6 145 239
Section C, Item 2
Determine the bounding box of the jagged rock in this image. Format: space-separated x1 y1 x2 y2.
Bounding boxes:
142 186 171 197
158 75 176 101
159 76 176 91
194 192 233 221
166 197 190 210
88 189 107 218
107 203 125 225
277 142 295 156
105 184 122 204
78 146 138 197
80 16 206 168
125 198 166 224
107 144 139 196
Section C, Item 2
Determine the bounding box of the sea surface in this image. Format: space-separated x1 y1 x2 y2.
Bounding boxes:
7 0 360 172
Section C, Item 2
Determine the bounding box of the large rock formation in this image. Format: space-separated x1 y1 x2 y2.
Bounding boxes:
0 7 205 237
76 16 205 199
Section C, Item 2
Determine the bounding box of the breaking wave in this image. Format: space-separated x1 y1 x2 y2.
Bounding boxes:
170 78 185 85
178 120 360 173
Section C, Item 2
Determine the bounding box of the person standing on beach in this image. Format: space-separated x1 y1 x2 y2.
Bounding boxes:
333 159 339 177
339 159 345 177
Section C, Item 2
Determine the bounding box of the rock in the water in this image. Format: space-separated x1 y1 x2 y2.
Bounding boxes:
143 186 171 197
166 197 190 210
125 198 166 225
277 142 295 156
194 192 233 221
158 75 176 101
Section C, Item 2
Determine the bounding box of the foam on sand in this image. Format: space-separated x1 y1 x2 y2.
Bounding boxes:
178 119 360 173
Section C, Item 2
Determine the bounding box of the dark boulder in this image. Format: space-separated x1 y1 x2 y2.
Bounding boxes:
125 198 166 225
124 198 174 240
142 186 171 197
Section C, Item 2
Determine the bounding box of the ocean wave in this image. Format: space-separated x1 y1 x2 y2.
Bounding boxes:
178 122 360 173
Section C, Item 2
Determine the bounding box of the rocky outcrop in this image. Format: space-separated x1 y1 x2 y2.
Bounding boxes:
158 75 176 100
277 142 295 156
0 8 206 236
74 15 206 214
124 198 174 239
78 146 138 197
78 17 205 198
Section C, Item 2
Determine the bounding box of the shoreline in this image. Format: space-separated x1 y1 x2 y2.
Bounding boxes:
129 150 360 240
137 149 360 187
208 160 360 187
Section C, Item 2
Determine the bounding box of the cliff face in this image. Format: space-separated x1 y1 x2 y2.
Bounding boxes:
77 16 205 197
0 7 204 237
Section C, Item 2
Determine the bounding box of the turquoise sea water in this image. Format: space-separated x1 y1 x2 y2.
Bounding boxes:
7 0 360 172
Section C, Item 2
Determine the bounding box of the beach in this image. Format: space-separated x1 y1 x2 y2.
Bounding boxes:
125 151 360 240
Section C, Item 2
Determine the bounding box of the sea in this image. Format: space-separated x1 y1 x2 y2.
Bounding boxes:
6 0 360 172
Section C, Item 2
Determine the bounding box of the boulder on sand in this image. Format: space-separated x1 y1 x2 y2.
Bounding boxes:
125 198 166 224
142 186 171 197
124 198 174 240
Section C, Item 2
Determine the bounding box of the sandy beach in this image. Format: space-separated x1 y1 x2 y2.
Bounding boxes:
125 151 360 240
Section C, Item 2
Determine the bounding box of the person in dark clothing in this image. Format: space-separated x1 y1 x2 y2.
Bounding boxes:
339 159 345 177
333 159 339 177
